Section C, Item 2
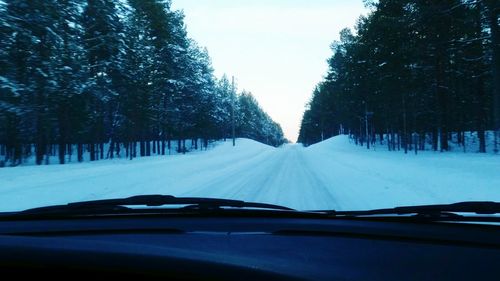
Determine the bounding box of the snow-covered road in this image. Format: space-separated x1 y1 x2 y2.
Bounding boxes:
178 144 339 210
1 136 499 211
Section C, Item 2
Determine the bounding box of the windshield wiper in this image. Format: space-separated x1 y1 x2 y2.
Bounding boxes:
316 201 500 220
12 195 295 217
6 198 500 222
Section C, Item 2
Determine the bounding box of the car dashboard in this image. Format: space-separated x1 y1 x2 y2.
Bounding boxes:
0 215 499 280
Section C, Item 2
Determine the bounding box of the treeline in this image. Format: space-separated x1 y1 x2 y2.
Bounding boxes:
0 0 285 166
298 0 499 153
235 91 286 147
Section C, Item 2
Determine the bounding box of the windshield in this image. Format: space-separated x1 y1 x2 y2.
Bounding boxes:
0 0 499 213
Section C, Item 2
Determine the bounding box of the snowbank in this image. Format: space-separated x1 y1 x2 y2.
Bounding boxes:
305 135 500 210
0 136 498 212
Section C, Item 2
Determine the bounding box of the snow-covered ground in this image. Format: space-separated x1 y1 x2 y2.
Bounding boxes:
0 136 499 212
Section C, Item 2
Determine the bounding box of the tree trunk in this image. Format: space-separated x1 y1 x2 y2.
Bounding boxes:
125 142 129 159
140 141 145 157
486 0 499 152
478 130 486 153
45 144 50 165
108 141 115 159
67 144 72 162
397 132 401 151
419 133 425 151
116 142 120 158
58 143 65 164
387 131 390 151
437 67 449 152
432 128 438 151
100 142 104 160
35 131 45 165
90 143 95 161
77 143 83 162
132 142 137 159
477 78 487 153
474 3 489 153
404 133 408 154
146 140 151 156
131 142 135 160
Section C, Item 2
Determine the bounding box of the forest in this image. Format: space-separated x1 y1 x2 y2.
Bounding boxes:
0 0 286 166
298 0 499 153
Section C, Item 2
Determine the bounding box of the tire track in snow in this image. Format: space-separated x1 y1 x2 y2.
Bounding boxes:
179 145 339 210
177 148 284 200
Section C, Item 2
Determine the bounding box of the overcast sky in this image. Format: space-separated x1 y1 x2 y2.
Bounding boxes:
171 0 368 142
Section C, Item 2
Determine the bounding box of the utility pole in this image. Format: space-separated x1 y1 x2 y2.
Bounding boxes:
231 76 236 147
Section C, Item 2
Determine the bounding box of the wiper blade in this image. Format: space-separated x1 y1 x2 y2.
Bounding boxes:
392 201 500 215
318 201 500 218
17 195 295 216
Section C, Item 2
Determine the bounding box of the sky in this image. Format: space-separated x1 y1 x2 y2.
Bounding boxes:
171 0 368 142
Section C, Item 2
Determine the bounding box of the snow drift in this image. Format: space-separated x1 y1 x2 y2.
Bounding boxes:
0 136 499 212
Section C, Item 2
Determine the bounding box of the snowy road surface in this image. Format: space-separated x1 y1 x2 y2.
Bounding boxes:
1 136 499 211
